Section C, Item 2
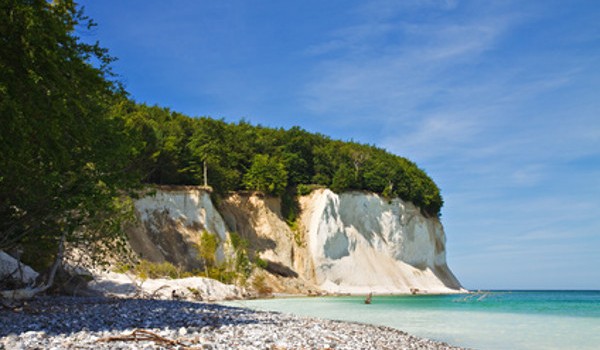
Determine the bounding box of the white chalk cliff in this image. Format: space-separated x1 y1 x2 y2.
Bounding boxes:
127 186 463 294
299 189 462 294
127 187 230 270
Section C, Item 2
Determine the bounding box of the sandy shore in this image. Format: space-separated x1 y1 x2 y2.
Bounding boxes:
0 296 467 349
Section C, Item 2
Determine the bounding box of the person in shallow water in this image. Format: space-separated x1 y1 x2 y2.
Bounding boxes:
365 292 372 304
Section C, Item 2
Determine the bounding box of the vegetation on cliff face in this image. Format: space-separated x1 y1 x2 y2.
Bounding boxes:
0 1 442 278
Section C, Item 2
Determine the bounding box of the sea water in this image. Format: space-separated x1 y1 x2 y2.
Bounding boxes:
224 291 600 349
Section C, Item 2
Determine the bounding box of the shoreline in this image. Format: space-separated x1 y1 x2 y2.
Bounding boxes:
0 296 468 349
272 289 469 298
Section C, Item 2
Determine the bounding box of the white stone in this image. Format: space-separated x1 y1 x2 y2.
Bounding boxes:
87 272 242 301
0 251 39 285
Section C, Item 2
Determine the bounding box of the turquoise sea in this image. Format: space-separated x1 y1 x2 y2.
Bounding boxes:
225 291 600 349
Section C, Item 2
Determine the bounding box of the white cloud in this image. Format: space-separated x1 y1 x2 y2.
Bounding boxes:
301 2 521 142
510 164 545 186
300 1 600 173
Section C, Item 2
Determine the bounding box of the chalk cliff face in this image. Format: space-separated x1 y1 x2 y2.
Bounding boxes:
127 187 463 294
299 189 462 294
127 187 230 270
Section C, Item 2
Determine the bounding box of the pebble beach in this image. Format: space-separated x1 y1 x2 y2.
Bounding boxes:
0 296 467 350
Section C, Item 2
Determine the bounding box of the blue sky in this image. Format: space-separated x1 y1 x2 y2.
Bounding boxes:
79 0 600 290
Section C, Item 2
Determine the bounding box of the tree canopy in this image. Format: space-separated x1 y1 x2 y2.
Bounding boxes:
0 0 138 262
115 102 444 216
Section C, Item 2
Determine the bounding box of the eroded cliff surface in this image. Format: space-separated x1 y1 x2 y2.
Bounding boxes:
126 187 463 294
300 189 462 294
126 187 230 270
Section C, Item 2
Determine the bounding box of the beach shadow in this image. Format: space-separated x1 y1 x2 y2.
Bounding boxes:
0 296 270 337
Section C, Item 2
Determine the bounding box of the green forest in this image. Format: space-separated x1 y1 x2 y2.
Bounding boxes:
0 1 442 261
114 100 444 215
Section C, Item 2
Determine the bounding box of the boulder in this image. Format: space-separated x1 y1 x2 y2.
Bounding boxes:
0 251 39 287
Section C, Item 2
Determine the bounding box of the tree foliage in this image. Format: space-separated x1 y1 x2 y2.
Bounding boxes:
0 0 138 262
197 230 218 274
115 102 444 216
243 154 288 196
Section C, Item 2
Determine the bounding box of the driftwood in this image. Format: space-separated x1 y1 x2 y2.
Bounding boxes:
0 233 65 300
97 328 197 348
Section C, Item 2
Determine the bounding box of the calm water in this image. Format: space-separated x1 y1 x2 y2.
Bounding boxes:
224 291 600 349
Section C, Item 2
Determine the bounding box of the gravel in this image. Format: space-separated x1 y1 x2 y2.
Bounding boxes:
0 296 468 349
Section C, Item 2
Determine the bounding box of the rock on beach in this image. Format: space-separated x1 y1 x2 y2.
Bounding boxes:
0 296 467 350
87 271 244 301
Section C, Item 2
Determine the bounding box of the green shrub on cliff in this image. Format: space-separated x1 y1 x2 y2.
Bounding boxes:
197 231 218 275
229 233 252 277
115 259 192 280
133 260 187 280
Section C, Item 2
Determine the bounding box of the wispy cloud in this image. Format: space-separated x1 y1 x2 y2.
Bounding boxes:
300 0 599 169
303 3 516 101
